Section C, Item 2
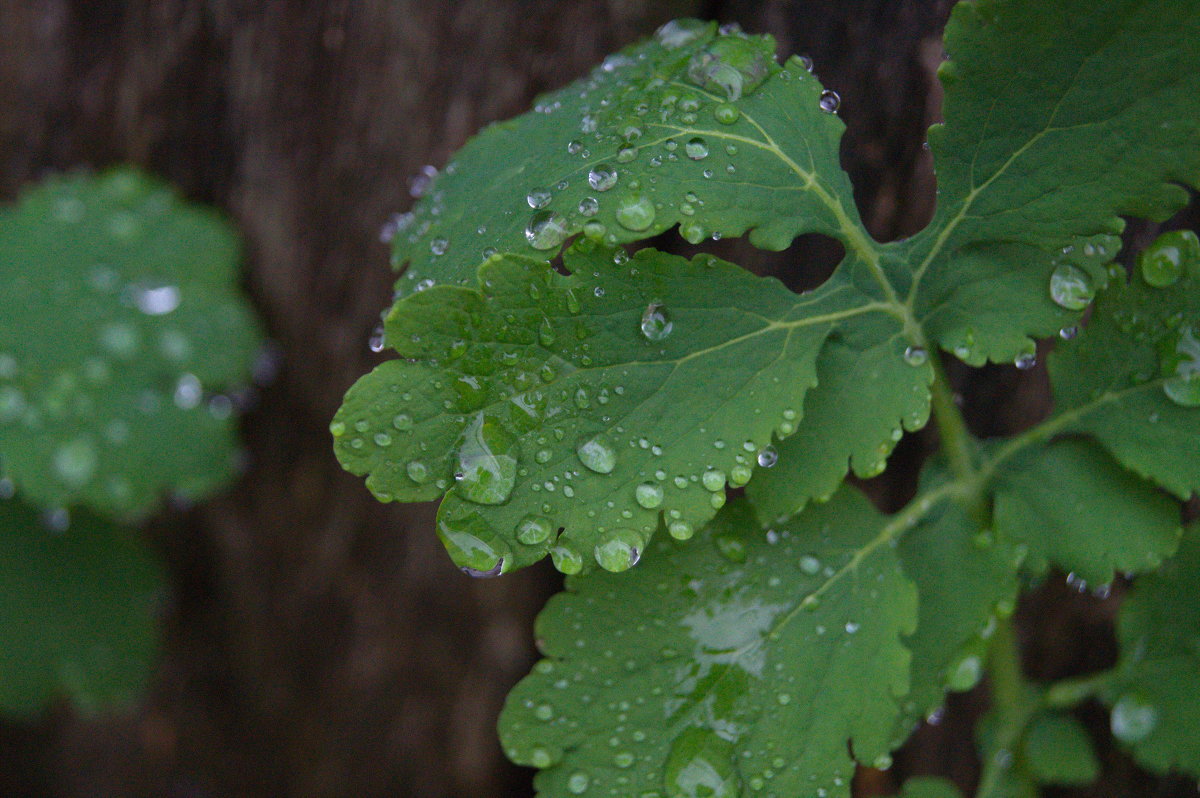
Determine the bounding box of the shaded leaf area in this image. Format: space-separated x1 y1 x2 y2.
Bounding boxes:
1049 232 1200 499
499 493 917 798
1103 525 1200 778
894 473 1018 735
389 19 863 299
993 438 1181 584
898 776 964 798
334 241 930 574
0 496 163 715
1022 712 1099 786
0 169 263 519
909 0 1200 363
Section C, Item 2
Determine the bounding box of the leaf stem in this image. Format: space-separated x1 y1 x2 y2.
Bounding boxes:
976 615 1037 798
1044 669 1114 708
929 356 975 483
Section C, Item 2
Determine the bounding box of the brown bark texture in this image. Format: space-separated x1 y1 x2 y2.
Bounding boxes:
0 2 1195 797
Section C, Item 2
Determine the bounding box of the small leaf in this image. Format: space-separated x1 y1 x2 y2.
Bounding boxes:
388 21 866 298
993 438 1181 584
0 496 163 714
1023 712 1100 786
0 168 263 519
498 491 918 797
1103 525 1200 778
335 242 927 574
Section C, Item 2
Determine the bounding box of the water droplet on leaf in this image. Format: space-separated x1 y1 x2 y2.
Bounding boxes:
616 194 656 231
578 436 617 474
640 303 673 341
526 210 569 250
1049 263 1095 310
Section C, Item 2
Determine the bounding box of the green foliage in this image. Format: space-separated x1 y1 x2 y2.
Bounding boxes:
1022 713 1099 786
335 0 1200 794
0 168 262 519
0 498 162 715
1103 525 1200 778
0 168 262 714
500 493 917 796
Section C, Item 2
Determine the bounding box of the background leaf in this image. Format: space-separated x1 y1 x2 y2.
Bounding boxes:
498 492 917 797
0 496 163 715
1022 712 1100 786
0 168 263 518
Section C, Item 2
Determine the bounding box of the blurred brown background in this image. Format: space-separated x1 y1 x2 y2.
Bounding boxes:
0 2 1196 796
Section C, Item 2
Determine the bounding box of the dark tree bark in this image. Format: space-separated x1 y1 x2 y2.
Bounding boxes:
3 2 1191 797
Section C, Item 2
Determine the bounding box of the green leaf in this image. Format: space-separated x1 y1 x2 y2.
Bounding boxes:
993 438 1181 583
746 338 932 523
0 168 263 519
1049 232 1200 499
909 0 1200 362
498 491 918 797
388 20 866 298
1103 525 1200 777
1022 712 1100 786
895 474 1019 732
334 241 929 574
899 776 964 798
0 496 163 714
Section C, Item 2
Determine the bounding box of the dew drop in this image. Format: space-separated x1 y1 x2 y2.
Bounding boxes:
663 727 741 797
1049 263 1095 310
368 323 386 353
635 482 664 509
1161 324 1200 406
588 164 618 192
577 436 617 474
684 137 709 160
668 520 694 540
516 515 554 545
526 187 553 209
756 446 778 468
53 438 97 487
1139 229 1198 288
1111 692 1159 742
903 346 927 366
566 770 591 794
406 461 430 484
818 90 841 113
701 469 726 492
594 528 644 572
430 237 449 256
526 210 569 250
1014 352 1037 370
577 196 599 217
640 303 673 341
616 194 656 231
654 18 708 49
714 103 740 124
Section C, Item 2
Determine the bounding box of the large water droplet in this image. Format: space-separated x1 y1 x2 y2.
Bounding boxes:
53 438 97 487
588 164 618 192
1049 263 1095 310
685 137 709 160
663 727 741 797
526 187 553 209
903 346 927 366
566 770 592 794
594 528 644 572
819 90 841 113
686 37 769 101
1111 692 1158 742
635 482 664 509
713 103 740 124
173 373 203 409
551 545 584 574
368 323 386 353
946 653 983 691
577 197 599 217
1161 324 1200 406
616 194 656 231
654 18 708 49
526 210 569 250
1139 229 1198 288
756 446 778 468
577 436 617 474
516 514 554 545
455 415 518 504
640 303 673 341
131 283 181 315
701 469 726 492
438 516 509 577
